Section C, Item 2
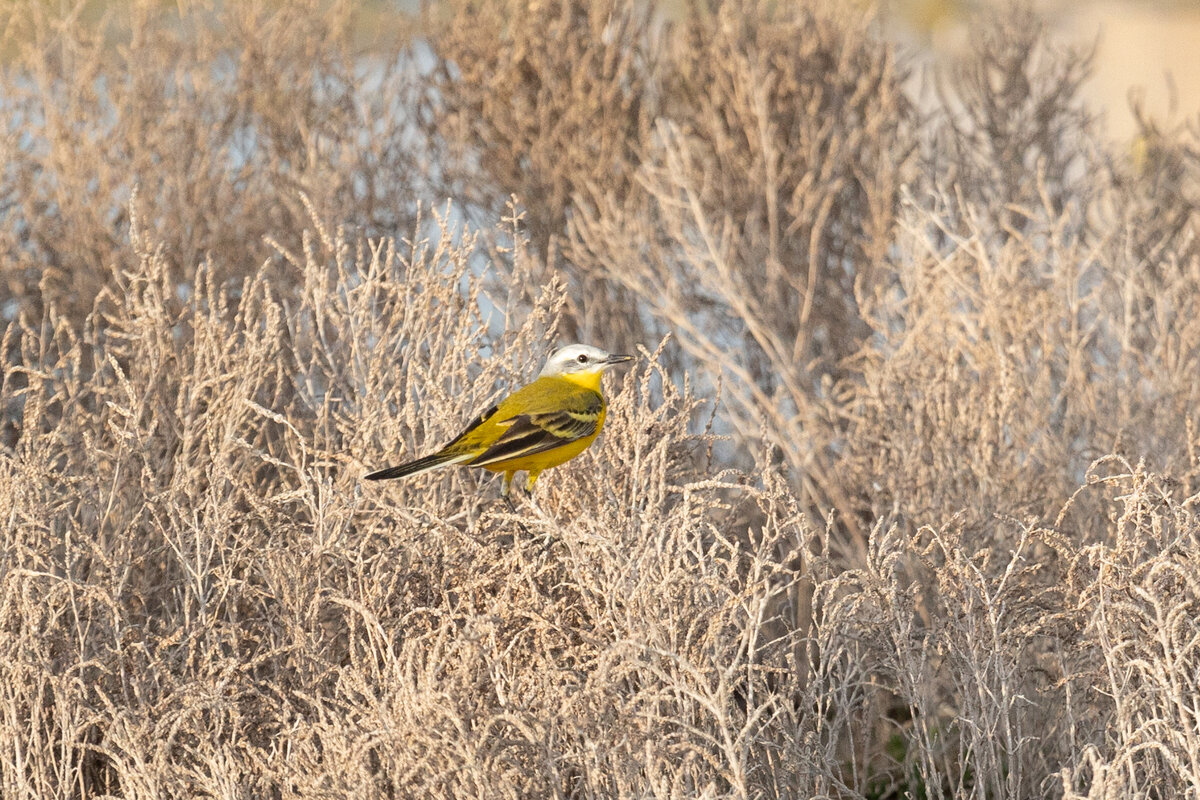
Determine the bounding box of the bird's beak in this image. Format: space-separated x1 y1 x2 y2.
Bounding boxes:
604 353 635 366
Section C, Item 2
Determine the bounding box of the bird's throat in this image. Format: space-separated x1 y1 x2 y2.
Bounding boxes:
557 370 604 393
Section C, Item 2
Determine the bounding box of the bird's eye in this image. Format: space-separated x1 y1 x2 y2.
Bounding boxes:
577 354 588 363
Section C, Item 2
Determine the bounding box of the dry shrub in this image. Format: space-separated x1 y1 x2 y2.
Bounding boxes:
0 203 815 797
2 0 1200 798
814 455 1200 799
426 0 660 342
569 0 915 560
0 0 421 325
926 4 1097 219
1057 459 1200 798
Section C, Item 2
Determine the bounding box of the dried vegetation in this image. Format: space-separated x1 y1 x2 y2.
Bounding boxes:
1 0 1199 797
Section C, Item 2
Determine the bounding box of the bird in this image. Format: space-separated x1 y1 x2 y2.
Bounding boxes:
365 344 634 495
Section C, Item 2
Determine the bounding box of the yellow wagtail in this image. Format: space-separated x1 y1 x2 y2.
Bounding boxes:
365 344 633 495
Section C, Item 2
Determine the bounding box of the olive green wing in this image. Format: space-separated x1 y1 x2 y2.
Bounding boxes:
466 391 603 467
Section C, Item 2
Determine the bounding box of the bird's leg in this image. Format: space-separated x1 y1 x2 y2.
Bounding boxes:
523 471 555 551
522 472 541 512
499 470 533 539
502 471 520 514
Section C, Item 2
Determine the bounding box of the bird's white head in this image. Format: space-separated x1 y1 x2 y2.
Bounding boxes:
539 343 634 378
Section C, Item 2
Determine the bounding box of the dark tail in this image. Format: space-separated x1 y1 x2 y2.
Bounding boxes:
364 452 464 481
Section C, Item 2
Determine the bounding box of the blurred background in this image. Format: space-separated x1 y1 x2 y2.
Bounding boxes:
879 0 1200 142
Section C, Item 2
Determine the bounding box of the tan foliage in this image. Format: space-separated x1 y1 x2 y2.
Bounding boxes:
2 0 1200 798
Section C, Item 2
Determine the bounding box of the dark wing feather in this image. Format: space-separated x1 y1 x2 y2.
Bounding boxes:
468 395 602 467
364 403 498 481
